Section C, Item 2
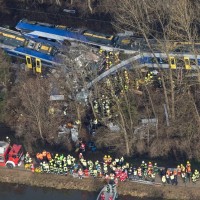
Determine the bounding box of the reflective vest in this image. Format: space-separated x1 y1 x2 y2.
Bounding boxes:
67 159 71 165
162 176 166 183
170 174 174 180
47 152 52 161
94 170 98 176
186 166 191 173
64 166 68 172
54 167 58 173
181 173 186 178
151 173 155 178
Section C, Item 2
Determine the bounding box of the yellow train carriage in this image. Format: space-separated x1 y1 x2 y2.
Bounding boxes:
83 30 114 45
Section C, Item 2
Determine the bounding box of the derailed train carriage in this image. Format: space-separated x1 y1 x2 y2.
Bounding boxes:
1 19 200 77
15 19 200 71
0 26 63 73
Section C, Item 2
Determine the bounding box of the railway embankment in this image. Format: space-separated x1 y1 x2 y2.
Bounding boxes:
0 167 200 199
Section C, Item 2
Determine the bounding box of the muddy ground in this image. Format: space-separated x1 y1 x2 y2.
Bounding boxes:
0 168 200 200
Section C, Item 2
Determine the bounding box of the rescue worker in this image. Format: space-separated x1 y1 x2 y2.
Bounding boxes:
6 136 11 144
192 173 197 184
99 48 104 55
56 157 61 166
143 168 148 180
63 163 68 175
162 175 166 185
106 78 111 87
46 152 52 161
174 169 178 185
107 155 112 164
128 167 133 179
181 164 185 173
103 155 108 163
170 172 175 185
194 169 199 179
95 160 99 166
93 100 99 114
67 155 72 167
50 163 54 174
137 167 142 179
36 153 43 163
186 161 191 182
93 169 98 178
114 52 120 63
28 157 32 164
93 119 98 130
141 161 145 171
103 163 108 174
97 167 103 178
181 171 186 183
119 156 124 166
151 172 156 182
82 159 87 170
24 152 30 164
31 163 35 173
148 162 153 170
78 168 83 179
153 163 158 174
84 168 89 177
42 150 47 160
133 167 138 180
177 165 181 176
105 174 110 183
110 173 115 184
144 163 148 172
166 171 170 184
79 153 83 160
54 153 59 161
147 168 152 178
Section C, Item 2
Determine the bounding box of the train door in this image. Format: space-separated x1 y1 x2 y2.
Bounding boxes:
35 58 42 73
26 55 32 69
169 56 176 69
184 56 191 70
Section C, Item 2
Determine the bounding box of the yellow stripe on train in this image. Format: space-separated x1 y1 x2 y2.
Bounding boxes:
83 32 114 40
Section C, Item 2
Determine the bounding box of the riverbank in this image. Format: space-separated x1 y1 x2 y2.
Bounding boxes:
0 168 200 200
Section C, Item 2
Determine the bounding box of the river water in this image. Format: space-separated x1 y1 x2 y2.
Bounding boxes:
0 183 141 200
0 183 98 200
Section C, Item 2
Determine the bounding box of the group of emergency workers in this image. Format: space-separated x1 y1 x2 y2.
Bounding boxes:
93 95 111 118
98 49 120 72
37 152 77 175
160 161 200 185
98 49 163 97
24 149 200 188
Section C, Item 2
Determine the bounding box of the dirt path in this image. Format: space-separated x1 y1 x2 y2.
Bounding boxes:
0 167 200 199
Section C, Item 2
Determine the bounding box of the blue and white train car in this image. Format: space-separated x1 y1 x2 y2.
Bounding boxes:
0 26 65 73
15 19 140 53
16 19 87 43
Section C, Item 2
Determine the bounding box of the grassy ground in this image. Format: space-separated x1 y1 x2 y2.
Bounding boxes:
0 166 200 199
